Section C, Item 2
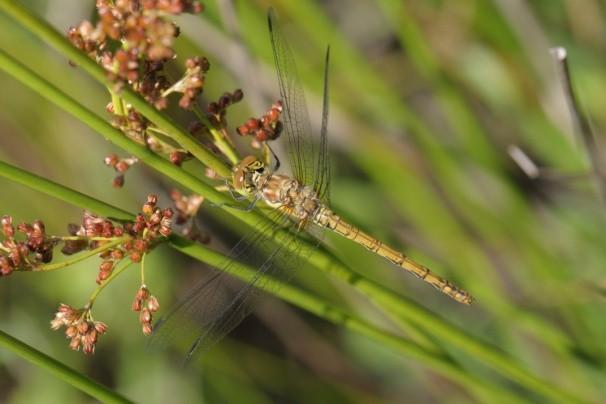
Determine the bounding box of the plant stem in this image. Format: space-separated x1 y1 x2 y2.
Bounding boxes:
140 253 146 285
88 259 133 306
0 329 133 403
191 106 240 165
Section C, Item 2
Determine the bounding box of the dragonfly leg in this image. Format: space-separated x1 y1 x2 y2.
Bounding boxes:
226 181 248 202
209 196 260 212
266 143 281 171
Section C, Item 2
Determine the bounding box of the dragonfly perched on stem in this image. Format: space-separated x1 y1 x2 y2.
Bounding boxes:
152 9 472 361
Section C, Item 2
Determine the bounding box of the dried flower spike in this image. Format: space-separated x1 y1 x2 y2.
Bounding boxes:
0 216 57 277
51 304 108 355
132 286 160 335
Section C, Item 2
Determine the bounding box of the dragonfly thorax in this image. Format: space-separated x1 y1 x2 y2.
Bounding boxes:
262 175 322 222
232 156 323 221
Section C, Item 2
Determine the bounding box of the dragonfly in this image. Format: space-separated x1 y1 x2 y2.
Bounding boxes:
152 9 472 361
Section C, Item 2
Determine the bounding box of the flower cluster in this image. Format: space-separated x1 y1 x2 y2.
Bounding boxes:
0 195 176 354
68 0 241 188
68 0 204 109
163 56 210 109
63 194 174 283
132 285 160 335
51 304 108 355
237 100 283 142
1 216 57 277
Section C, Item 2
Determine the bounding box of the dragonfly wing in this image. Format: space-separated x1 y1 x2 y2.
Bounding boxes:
149 209 322 361
314 45 331 204
268 9 315 185
268 10 331 203
149 209 288 359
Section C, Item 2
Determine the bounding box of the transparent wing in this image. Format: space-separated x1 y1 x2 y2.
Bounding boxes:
149 208 324 362
268 10 331 203
268 9 315 185
314 46 331 203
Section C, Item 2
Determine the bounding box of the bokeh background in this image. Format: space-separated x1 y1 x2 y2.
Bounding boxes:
2 0 606 402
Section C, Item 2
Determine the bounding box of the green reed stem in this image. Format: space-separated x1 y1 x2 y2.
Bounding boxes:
0 159 524 403
0 6 588 402
0 329 132 403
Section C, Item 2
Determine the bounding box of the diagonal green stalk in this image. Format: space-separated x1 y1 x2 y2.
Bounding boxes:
0 6 589 402
0 159 525 403
0 329 133 403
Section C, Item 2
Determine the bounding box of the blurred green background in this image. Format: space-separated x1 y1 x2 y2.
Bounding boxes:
2 0 606 402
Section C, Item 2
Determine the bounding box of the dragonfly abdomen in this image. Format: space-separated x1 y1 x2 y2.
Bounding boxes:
315 210 473 305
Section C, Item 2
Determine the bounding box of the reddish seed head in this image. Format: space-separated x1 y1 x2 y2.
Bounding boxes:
134 239 148 252
136 286 149 300
218 94 231 109
111 249 124 260
147 295 160 312
66 326 78 338
236 125 249 136
99 260 114 272
231 89 243 103
87 329 98 344
115 161 129 173
130 251 142 263
268 108 279 121
69 337 81 351
246 118 259 130
112 175 125 188
170 151 184 166
132 299 142 312
98 269 111 282
82 343 95 355
95 322 108 334
255 129 268 142
142 323 153 336
77 321 89 334
207 102 219 115
139 308 152 323
104 154 119 167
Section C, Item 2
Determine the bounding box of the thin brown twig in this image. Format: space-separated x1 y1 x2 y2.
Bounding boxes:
550 46 606 201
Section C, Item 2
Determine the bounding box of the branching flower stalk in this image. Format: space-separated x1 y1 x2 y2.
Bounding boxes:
0 194 173 354
67 0 250 187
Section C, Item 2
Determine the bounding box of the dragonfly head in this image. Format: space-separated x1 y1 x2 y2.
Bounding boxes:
232 155 267 195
